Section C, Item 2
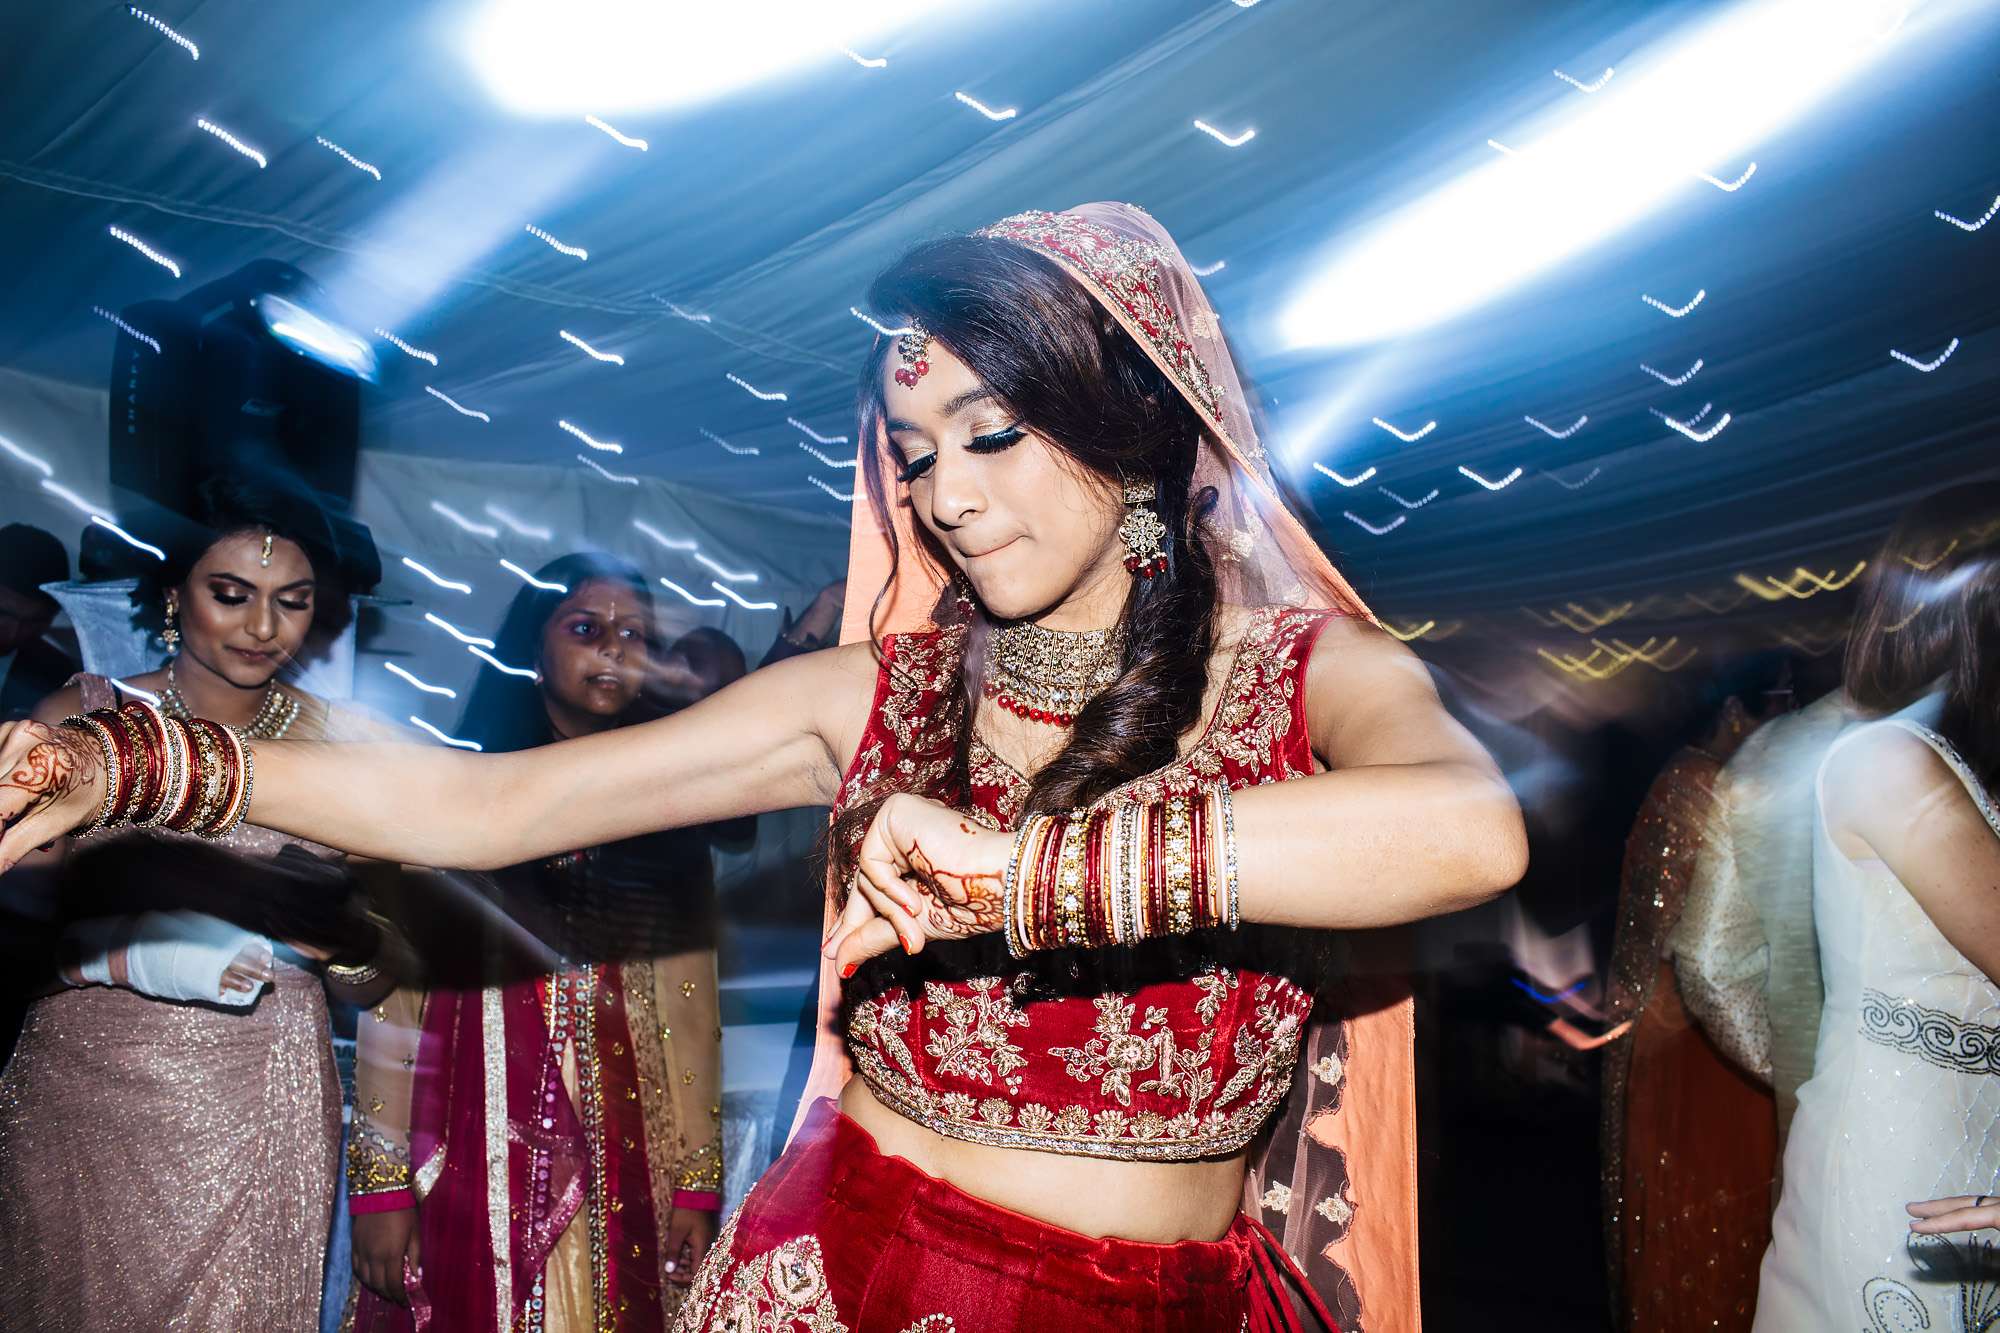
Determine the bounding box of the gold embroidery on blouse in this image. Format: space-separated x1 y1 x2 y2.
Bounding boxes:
345 1110 412 1196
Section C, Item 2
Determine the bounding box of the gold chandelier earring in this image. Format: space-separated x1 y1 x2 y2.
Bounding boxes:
1118 480 1168 579
162 590 181 656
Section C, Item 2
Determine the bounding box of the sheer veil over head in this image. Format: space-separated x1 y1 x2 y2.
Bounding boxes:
816 202 1419 1332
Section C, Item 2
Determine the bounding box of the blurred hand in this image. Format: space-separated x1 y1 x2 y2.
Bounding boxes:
663 1207 716 1285
218 942 276 997
0 720 106 872
823 792 1011 974
352 1206 422 1306
1908 1195 2000 1236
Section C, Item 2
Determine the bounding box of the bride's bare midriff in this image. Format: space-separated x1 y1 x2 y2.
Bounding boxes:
838 1078 1247 1243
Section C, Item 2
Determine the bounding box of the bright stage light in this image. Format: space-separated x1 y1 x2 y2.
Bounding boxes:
1279 0 1949 349
465 0 968 117
258 293 379 381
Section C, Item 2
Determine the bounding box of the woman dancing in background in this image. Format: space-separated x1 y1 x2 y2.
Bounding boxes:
0 204 1527 1331
0 477 397 1331
350 553 733 1331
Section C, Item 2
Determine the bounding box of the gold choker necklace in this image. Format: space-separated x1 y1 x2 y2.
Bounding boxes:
163 659 300 741
982 621 1126 727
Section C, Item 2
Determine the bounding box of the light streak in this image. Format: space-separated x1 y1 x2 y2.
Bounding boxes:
633 520 697 551
425 386 490 421
384 661 456 698
315 137 381 179
1383 620 1437 642
500 558 567 592
40 480 113 521
694 553 757 583
1546 601 1633 632
128 7 197 58
788 417 849 445
1524 413 1588 439
1312 463 1376 487
798 441 857 469
1552 66 1614 93
1890 338 1959 372
955 92 1017 121
1342 511 1405 536
710 581 777 610
1372 416 1436 443
1513 976 1587 1004
583 114 648 150
1379 485 1440 509
1640 358 1702 386
1458 464 1525 491
1549 467 1602 491
108 225 181 278
195 118 267 168
1190 260 1227 277
559 329 624 365
423 612 495 648
410 716 482 750
483 504 550 541
700 428 758 456
1658 407 1732 442
90 516 164 560
430 500 499 538
1900 539 1958 572
809 476 856 503
1936 194 2000 232
558 419 623 454
401 556 471 593
577 454 639 484
850 308 911 337
659 577 725 607
1697 161 1757 191
468 645 538 680
375 328 438 365
842 47 888 68
1193 119 1256 148
0 434 54 477
111 679 162 705
725 372 787 401
657 299 711 324
1487 138 1521 157
93 306 160 353
525 224 587 260
1642 288 1706 318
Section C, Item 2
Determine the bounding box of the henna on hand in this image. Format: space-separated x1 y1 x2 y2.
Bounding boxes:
1 724 99 829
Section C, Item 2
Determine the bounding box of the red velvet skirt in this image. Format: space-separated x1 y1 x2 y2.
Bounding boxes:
674 1100 1335 1333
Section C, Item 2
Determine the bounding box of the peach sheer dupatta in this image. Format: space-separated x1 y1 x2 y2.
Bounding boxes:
793 203 1420 1332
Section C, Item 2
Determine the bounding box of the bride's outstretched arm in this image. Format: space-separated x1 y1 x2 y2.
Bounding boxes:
0 642 878 874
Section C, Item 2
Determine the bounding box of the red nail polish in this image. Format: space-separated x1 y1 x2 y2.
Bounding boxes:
840 962 858 979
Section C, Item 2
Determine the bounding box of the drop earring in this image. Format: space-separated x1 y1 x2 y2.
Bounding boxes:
162 590 181 656
1118 481 1168 579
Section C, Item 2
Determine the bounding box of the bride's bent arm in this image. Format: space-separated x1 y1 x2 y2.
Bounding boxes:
0 641 880 873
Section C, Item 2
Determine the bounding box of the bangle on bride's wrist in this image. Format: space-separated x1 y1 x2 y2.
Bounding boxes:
326 961 381 985
60 716 120 836
1214 782 1241 932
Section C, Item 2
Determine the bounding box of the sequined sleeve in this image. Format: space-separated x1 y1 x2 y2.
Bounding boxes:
652 948 723 1210
1668 769 1774 1083
347 984 424 1213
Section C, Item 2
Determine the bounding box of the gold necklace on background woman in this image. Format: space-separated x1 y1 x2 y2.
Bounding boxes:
160 659 301 741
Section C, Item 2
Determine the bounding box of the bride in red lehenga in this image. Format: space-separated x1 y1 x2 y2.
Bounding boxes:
0 204 1527 1332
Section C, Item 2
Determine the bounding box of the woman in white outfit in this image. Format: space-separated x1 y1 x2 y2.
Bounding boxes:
1754 483 2000 1333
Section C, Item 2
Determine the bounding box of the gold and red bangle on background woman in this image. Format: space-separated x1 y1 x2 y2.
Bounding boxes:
1002 786 1242 959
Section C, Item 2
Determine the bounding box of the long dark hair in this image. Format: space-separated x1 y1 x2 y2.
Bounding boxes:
1844 480 2000 788
829 234 1258 994
455 552 654 755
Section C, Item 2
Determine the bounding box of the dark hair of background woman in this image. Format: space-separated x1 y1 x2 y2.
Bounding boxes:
131 473 369 642
1844 479 2000 788
455 551 654 755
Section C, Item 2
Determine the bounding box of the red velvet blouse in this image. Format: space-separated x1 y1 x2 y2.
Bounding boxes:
835 605 1338 1162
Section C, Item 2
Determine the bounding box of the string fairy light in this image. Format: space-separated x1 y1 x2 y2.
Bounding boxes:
798 441 857 469
128 7 197 58
583 114 648 150
1342 511 1406 536
91 516 165 560
700 427 759 456
429 500 500 538
1657 405 1732 442
558 330 625 365
1523 413 1588 440
375 328 438 365
1642 289 1706 318
633 519 698 552
725 372 787 401
1372 416 1437 443
401 556 472 593
315 137 381 180
1935 194 2000 232
40 480 114 522
577 454 639 485
558 419 623 454
1890 338 1959 372
656 298 712 324
93 306 160 353
842 47 888 68
384 661 456 698
1311 463 1376 487
808 476 855 503
659 577 726 607
525 225 588 260
1696 162 1757 191
788 417 849 445
107 226 181 278
486 506 552 540
695 553 758 583
1190 259 1227 277
955 92 1018 121
424 386 490 422
500 558 567 591
1548 466 1602 491
468 645 538 679
195 118 267 168
409 716 482 750
850 307 911 337
0 434 55 478
1458 464 1525 491
1192 120 1256 148
423 611 496 648
710 582 778 611
1640 358 1702 386
1379 485 1440 509
1552 66 1614 92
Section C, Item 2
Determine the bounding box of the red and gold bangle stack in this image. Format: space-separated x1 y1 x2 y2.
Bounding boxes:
60 703 255 840
1002 789 1239 958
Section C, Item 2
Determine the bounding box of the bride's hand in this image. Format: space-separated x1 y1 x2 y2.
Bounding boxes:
0 720 106 873
1908 1195 2000 1236
823 792 1013 975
